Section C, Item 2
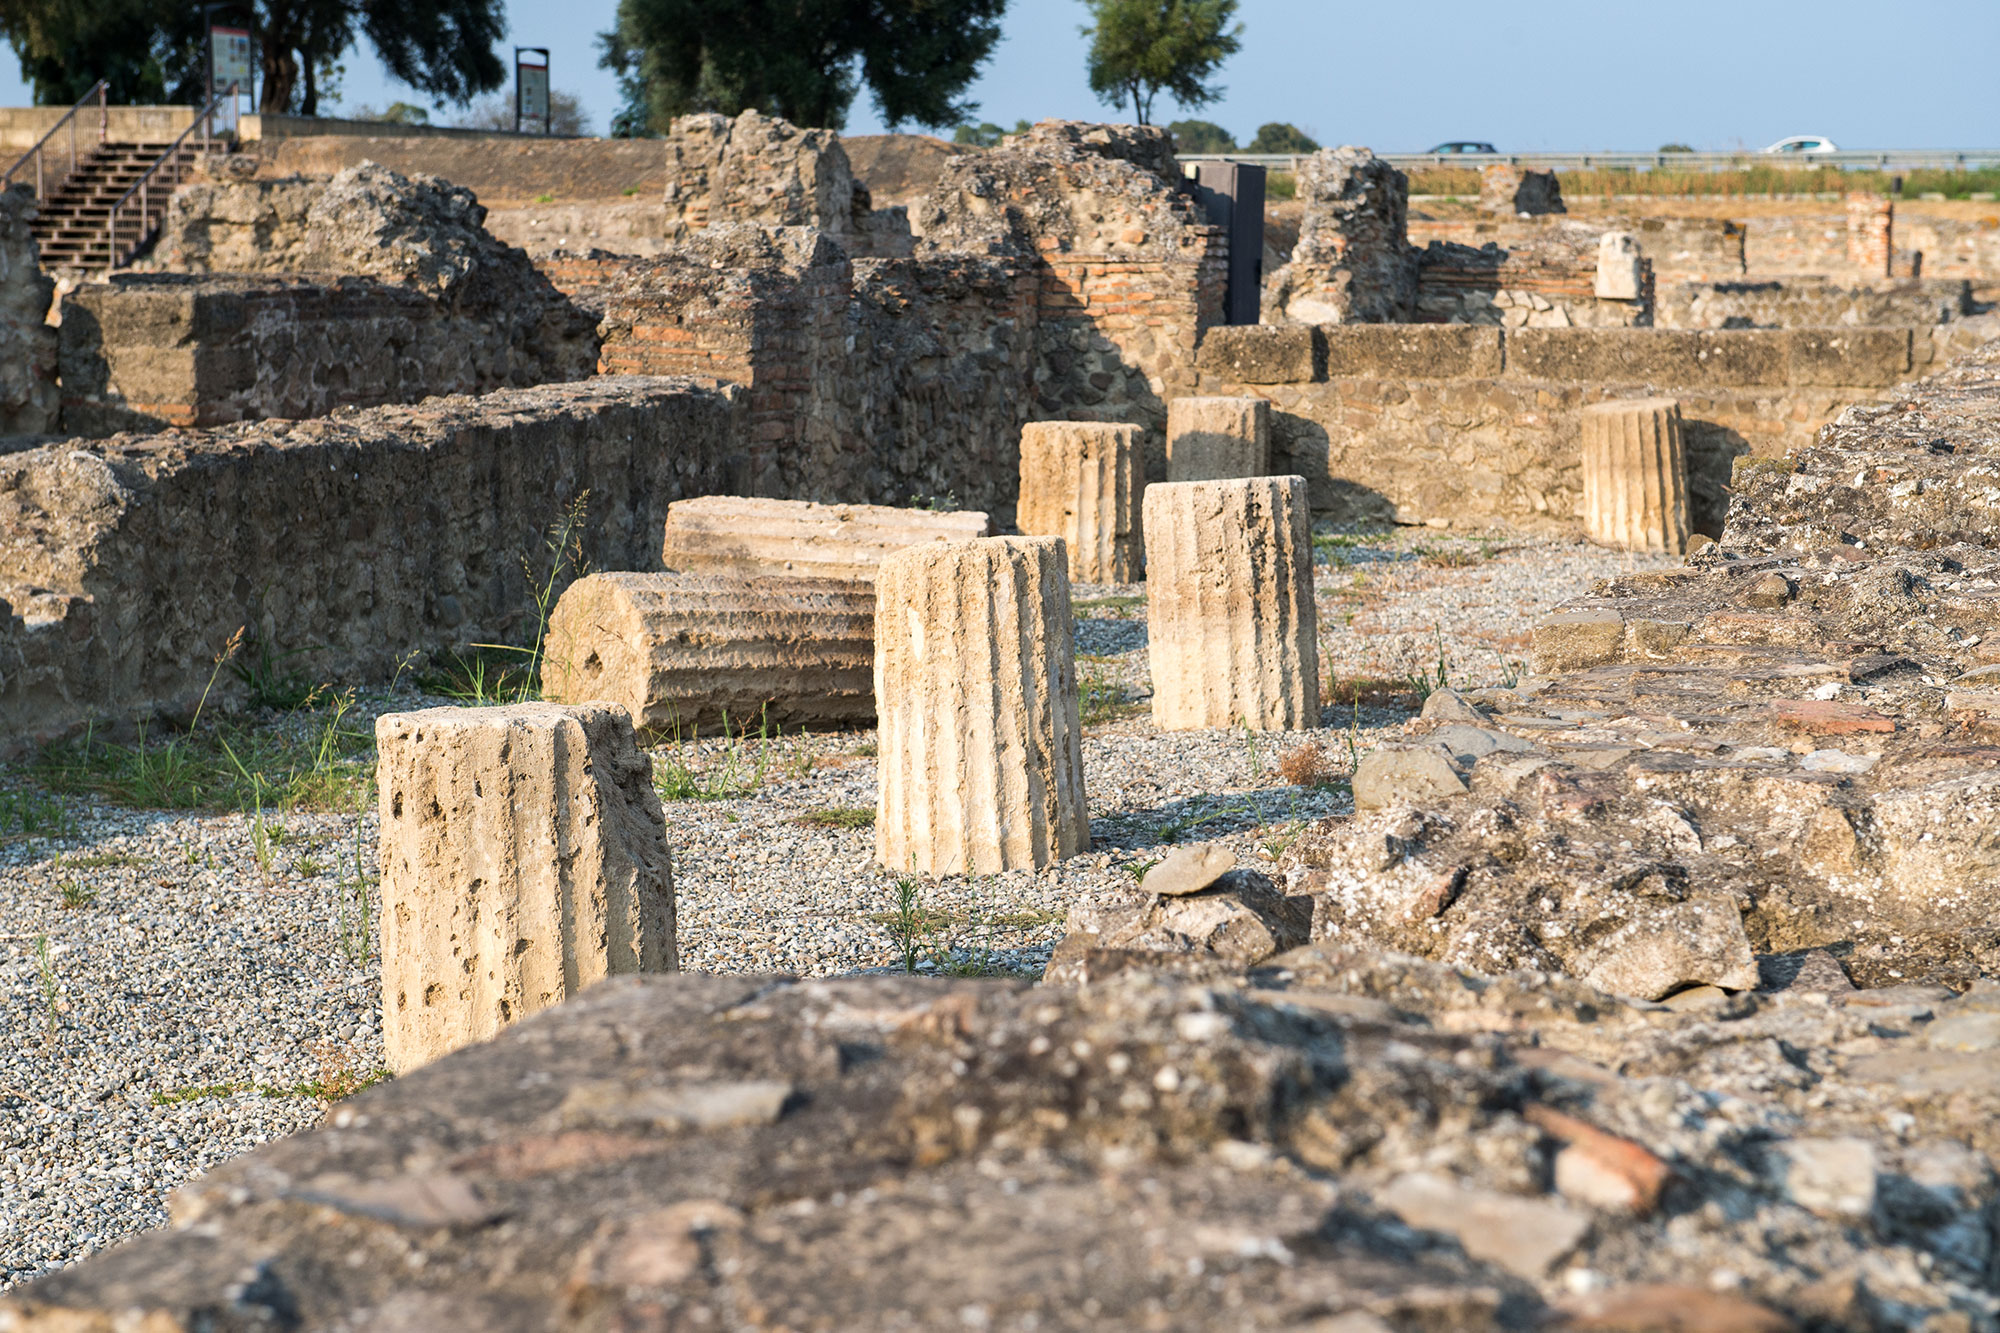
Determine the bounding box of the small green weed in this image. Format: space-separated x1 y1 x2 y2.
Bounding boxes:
33 935 59 1036
907 490 961 512
1123 856 1161 882
0 789 77 843
532 191 555 203
1079 662 1137 726
794 806 874 830
232 634 323 711
652 710 774 802
151 1081 249 1105
1402 626 1453 702
57 852 141 869
58 881 95 909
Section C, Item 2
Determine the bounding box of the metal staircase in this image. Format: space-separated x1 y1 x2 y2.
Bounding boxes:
3 83 235 271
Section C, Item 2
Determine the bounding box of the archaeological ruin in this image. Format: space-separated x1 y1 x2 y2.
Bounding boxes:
5 100 2000 1329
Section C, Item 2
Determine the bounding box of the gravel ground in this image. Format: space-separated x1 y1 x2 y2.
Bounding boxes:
0 528 1672 1287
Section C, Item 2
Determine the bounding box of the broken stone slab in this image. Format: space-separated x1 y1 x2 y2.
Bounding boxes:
1016 421 1143 582
874 536 1087 874
1352 745 1469 811
661 496 991 583
541 571 876 734
1165 395 1271 482
1420 687 1490 724
1141 842 1236 896
1594 231 1644 302
1531 607 1626 674
1577 898 1759 1002
1768 1137 1878 1219
375 702 676 1075
1143 475 1320 731
1375 1170 1589 1279
1045 867 1311 983
1580 398 1690 556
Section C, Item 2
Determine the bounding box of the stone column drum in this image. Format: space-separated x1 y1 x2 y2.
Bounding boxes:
1580 398 1690 555
874 536 1088 874
1143 476 1321 731
377 702 676 1074
1016 421 1143 583
542 571 877 734
1166 396 1270 482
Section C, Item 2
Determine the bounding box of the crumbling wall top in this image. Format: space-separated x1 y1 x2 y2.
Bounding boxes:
662 108 854 239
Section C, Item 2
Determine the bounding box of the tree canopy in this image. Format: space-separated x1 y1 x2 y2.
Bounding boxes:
1245 121 1316 154
601 0 1006 134
0 0 505 115
1078 0 1240 126
1165 118 1232 153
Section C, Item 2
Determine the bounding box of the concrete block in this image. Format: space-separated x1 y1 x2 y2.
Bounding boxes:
662 496 991 584
376 702 677 1074
1580 397 1690 555
542 571 876 734
1166 396 1271 482
1143 475 1320 730
1017 421 1143 583
874 536 1087 874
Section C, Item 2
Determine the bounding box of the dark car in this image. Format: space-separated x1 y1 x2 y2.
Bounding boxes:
1425 141 1498 155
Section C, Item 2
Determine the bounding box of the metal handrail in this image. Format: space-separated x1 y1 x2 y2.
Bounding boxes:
1 80 109 200
1176 148 2000 174
104 84 237 270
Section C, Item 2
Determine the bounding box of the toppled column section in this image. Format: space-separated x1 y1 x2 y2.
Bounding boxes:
1016 421 1143 582
542 572 875 733
1143 476 1320 730
1580 398 1690 555
663 496 991 584
376 702 676 1074
874 537 1087 874
1166 396 1270 482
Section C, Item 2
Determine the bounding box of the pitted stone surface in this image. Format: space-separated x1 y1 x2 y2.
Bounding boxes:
541 571 876 733
1016 421 1143 582
0 185 55 435
874 536 1087 874
1143 476 1320 731
1165 395 1271 483
375 702 676 1074
661 495 991 584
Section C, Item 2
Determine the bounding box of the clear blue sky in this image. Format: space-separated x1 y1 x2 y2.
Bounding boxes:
4 0 1998 150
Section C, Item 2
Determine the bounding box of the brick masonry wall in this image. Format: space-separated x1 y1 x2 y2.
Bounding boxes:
0 378 740 747
1194 324 1928 536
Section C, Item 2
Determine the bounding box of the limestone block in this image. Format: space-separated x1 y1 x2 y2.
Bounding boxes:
874 536 1087 874
1165 397 1270 482
542 571 875 735
377 702 676 1074
1016 422 1143 582
1143 476 1320 731
1580 398 1690 555
662 496 991 583
1595 232 1643 300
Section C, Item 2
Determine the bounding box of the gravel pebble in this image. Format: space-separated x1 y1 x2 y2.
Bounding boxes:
1 528 1668 1285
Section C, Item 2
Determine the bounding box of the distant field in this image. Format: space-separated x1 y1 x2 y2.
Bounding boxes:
1405 165 2000 200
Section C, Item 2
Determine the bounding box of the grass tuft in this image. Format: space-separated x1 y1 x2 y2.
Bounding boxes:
794 806 874 830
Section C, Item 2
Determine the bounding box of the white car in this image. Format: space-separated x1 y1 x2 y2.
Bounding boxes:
1762 135 1839 154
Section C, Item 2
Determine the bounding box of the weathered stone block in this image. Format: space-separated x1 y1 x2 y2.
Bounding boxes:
1143 476 1320 730
1354 746 1469 811
662 496 991 584
1532 608 1626 674
1786 327 1913 387
1321 324 1503 380
1581 398 1690 555
1595 232 1643 301
1507 329 1786 387
542 571 876 734
1166 396 1271 482
376 702 676 1074
874 536 1087 873
1194 324 1318 384
0 185 56 435
1016 421 1143 582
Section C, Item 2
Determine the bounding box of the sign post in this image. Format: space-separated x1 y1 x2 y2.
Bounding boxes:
515 48 551 136
208 17 252 133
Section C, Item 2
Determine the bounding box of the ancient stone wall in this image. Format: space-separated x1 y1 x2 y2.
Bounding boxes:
1263 147 1416 325
1656 276 1979 330
660 110 856 242
0 377 739 747
1413 237 1654 328
0 185 56 435
1195 323 1928 533
59 272 596 435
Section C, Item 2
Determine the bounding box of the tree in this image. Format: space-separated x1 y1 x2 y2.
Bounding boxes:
1245 122 1316 154
1165 118 1232 154
0 0 505 115
600 0 1006 133
951 117 1030 147
1078 0 1240 126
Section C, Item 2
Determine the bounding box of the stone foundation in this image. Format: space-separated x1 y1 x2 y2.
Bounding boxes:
0 185 55 435
0 377 739 747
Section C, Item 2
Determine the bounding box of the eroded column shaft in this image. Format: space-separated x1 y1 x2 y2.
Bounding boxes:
1017 421 1143 583
1166 396 1271 483
1581 398 1690 555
